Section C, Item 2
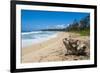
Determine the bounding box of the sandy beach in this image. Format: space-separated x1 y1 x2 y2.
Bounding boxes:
22 32 90 63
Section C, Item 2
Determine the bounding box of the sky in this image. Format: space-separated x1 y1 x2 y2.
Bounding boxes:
21 9 89 32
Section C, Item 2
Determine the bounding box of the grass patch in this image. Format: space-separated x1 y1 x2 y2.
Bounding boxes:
68 28 90 36
78 29 90 36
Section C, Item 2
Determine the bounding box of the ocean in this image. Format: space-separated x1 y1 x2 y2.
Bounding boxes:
22 31 58 48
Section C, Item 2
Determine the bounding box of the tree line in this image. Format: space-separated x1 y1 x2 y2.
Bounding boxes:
41 15 90 33
66 15 90 31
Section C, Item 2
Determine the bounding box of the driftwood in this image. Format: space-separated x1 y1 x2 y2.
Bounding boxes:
63 38 87 56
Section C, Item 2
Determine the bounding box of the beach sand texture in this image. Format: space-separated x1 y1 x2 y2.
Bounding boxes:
22 32 90 63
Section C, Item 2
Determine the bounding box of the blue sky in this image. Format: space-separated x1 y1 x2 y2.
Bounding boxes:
21 9 89 32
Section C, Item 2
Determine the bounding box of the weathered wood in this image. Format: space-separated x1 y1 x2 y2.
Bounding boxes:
63 38 87 56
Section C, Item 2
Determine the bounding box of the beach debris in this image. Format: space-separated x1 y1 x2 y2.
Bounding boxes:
63 37 87 56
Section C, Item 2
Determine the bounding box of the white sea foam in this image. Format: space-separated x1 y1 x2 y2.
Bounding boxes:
22 31 58 48
22 31 42 35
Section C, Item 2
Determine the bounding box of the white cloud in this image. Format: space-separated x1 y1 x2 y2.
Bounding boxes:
55 24 69 29
45 24 70 29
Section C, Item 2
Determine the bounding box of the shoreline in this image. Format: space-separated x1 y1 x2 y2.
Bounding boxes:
22 32 90 63
22 31 58 48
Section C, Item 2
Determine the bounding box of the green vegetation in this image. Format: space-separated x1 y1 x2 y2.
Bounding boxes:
69 28 90 36
66 15 90 36
41 15 90 36
78 29 90 36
